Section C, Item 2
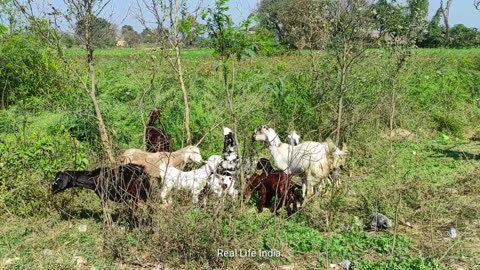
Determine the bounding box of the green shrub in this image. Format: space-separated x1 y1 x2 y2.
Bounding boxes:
0 130 89 216
432 112 465 137
0 32 69 109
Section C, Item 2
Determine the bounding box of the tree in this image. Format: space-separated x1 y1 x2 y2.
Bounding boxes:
328 0 375 145
256 0 284 42
450 24 480 48
278 0 330 49
140 27 158 44
0 0 16 33
417 7 443 47
137 0 200 145
256 0 329 49
179 12 203 47
75 16 116 48
373 0 425 134
440 0 453 46
121 24 141 47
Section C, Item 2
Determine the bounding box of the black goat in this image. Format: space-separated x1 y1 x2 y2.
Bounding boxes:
52 164 151 204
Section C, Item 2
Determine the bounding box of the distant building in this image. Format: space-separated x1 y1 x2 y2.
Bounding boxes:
116 40 126 47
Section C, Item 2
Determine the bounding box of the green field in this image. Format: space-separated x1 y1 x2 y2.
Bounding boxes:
65 47 215 58
1 47 480 269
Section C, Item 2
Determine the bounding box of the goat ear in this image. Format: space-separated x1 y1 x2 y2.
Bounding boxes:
325 138 336 152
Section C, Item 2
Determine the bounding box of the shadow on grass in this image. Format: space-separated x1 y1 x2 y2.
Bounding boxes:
431 148 480 160
58 208 121 223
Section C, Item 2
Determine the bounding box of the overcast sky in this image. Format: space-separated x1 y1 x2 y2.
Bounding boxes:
45 0 479 32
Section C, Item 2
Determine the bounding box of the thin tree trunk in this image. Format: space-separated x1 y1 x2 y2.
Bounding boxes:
230 61 243 206
441 0 453 46
1 81 7 110
335 64 347 145
389 81 397 133
87 48 115 163
174 45 192 145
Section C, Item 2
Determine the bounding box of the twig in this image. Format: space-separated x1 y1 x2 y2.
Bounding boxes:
390 193 402 257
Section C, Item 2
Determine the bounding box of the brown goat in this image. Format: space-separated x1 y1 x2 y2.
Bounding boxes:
245 158 301 216
145 109 172 152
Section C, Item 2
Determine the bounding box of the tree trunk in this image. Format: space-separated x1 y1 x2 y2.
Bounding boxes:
441 0 453 46
174 45 192 145
389 80 397 133
335 64 347 145
87 48 115 163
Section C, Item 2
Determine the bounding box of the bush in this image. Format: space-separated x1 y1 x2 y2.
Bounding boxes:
432 113 465 137
0 32 69 109
0 129 89 217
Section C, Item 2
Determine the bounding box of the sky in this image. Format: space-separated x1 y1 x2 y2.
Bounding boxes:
45 0 479 32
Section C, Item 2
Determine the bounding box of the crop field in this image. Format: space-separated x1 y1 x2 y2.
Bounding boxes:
1 46 480 270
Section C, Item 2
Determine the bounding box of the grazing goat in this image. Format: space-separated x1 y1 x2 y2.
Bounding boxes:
52 164 151 202
159 155 223 204
119 145 203 178
253 125 347 199
208 174 238 198
245 158 300 215
145 109 172 152
202 127 240 200
217 127 240 176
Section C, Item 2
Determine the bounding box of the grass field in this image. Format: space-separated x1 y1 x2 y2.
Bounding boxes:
1 47 480 269
65 47 215 58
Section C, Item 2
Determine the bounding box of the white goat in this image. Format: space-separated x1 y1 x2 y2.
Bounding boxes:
119 145 203 178
208 174 238 198
253 125 347 198
159 155 223 204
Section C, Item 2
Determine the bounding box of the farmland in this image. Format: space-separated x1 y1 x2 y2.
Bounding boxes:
1 45 479 269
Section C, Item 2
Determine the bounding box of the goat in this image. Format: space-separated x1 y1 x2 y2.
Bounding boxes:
201 127 240 200
245 158 300 215
145 109 172 152
51 164 151 224
217 127 240 176
52 164 151 202
208 173 238 198
119 145 203 178
253 125 347 199
159 155 223 204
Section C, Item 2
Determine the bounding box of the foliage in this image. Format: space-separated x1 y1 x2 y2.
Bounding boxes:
449 24 480 48
0 32 69 109
179 12 204 48
372 0 411 38
202 0 245 60
278 0 330 50
121 25 141 47
256 0 330 50
75 16 117 48
256 0 283 42
417 7 443 48
0 112 90 216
